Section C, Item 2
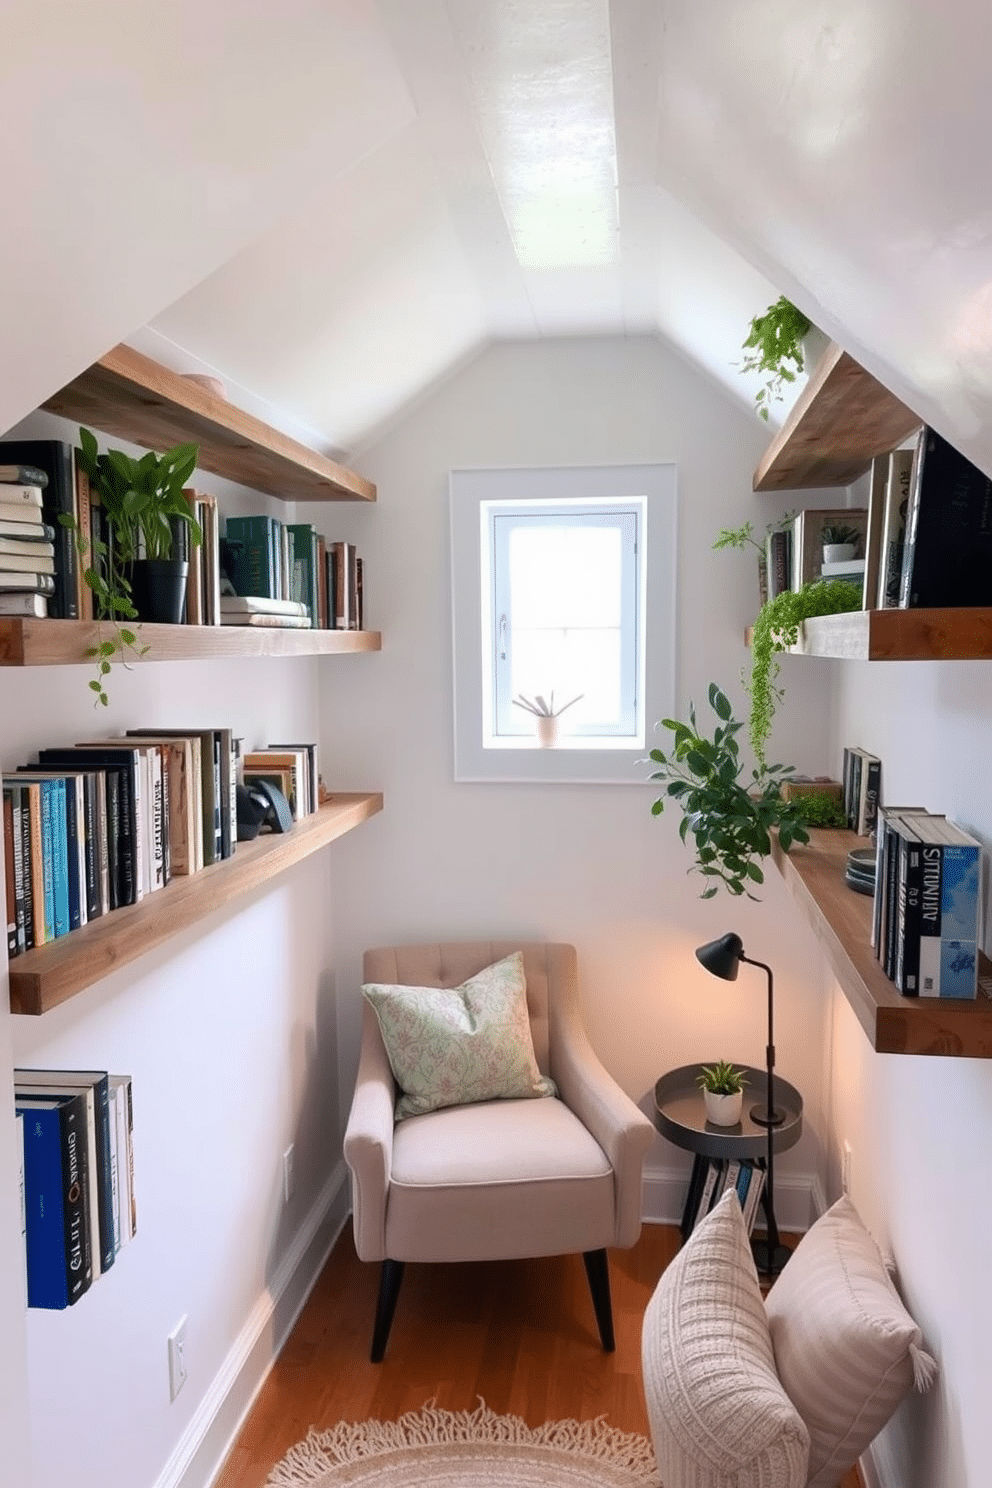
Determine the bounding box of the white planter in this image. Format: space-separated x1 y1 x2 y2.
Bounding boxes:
823 542 857 564
703 1089 743 1126
535 714 559 748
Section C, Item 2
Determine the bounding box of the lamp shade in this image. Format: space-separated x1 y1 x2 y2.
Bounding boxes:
695 932 745 982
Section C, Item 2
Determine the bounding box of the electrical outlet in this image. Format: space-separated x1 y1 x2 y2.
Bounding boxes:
842 1139 853 1195
168 1316 188 1401
283 1144 295 1203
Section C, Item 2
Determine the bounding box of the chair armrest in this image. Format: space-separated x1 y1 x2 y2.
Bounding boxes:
551 995 654 1249
342 1002 396 1262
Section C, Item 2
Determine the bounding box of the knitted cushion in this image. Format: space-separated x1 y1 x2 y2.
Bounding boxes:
642 1190 810 1488
765 1194 937 1488
362 951 557 1119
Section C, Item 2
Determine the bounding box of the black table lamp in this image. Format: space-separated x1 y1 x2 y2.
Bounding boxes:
695 931 789 1276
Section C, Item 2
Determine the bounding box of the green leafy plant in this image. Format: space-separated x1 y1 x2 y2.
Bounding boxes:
787 791 847 828
712 511 795 558
747 580 862 770
61 426 201 705
696 1060 749 1095
820 523 862 548
645 682 809 899
739 295 812 421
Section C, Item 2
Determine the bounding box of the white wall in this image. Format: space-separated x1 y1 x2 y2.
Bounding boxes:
823 642 991 1488
0 412 365 1488
312 334 838 1227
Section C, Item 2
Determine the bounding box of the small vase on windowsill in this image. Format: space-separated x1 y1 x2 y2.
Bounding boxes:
536 714 559 748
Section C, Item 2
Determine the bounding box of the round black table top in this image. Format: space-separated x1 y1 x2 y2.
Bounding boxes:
654 1063 803 1161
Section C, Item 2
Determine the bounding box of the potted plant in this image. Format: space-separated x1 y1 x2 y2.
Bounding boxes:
820 523 862 564
64 426 201 704
747 579 863 769
713 512 795 607
512 691 583 747
739 296 813 421
645 682 809 898
696 1060 749 1126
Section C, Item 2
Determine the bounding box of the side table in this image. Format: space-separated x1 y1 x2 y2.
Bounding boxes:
654 1063 803 1276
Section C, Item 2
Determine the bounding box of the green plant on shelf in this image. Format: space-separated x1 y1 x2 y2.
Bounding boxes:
696 1060 749 1095
644 682 809 900
820 523 862 549
739 295 812 421
747 579 862 770
787 791 847 829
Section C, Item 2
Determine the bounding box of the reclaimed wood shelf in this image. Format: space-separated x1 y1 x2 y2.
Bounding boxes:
42 343 376 503
772 828 992 1058
0 618 381 667
744 608 992 661
753 342 921 492
8 793 383 1015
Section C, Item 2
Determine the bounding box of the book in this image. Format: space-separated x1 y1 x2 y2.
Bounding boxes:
127 728 227 864
820 558 865 578
917 820 982 998
219 594 309 617
0 439 79 618
269 742 319 814
898 425 992 608
870 805 927 961
877 447 914 607
243 748 309 820
861 456 888 611
0 518 55 541
15 775 66 939
791 507 868 591
741 1162 766 1236
16 1091 92 1309
122 735 195 877
0 537 55 560
3 783 28 956
846 747 881 838
693 1157 724 1228
0 571 55 593
15 1077 102 1279
328 541 359 627
15 1070 116 1274
3 786 16 955
16 769 86 931
288 524 320 626
0 466 47 488
0 592 47 617
0 501 48 525
220 612 313 628
109 1075 136 1243
37 748 142 907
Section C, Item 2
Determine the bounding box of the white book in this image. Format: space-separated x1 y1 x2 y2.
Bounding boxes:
0 483 44 505
0 537 54 559
220 594 309 617
106 1085 121 1253
108 1075 135 1245
821 558 866 577
0 592 47 617
0 519 52 540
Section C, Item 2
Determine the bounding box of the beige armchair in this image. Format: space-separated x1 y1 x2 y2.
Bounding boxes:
344 940 654 1361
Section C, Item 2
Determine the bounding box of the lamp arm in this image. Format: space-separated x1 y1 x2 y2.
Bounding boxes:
739 952 775 1121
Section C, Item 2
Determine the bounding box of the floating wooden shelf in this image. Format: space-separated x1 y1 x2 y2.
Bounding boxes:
772 828 992 1058
41 343 376 503
744 608 992 661
8 793 383 1015
753 342 921 492
0 619 381 667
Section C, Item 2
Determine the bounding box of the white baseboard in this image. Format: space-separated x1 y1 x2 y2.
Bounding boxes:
642 1161 825 1234
153 1161 351 1488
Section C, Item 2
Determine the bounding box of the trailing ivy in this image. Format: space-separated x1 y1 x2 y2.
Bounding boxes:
747 579 862 768
646 682 809 899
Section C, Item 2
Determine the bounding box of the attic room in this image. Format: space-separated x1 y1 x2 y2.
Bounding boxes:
1 3 990 1487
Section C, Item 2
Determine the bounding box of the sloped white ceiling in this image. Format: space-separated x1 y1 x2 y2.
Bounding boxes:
7 1 992 472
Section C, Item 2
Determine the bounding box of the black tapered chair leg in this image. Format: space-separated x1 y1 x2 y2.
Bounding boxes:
582 1248 615 1352
370 1258 405 1362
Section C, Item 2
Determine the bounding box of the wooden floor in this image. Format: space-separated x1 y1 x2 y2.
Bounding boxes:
214 1221 860 1487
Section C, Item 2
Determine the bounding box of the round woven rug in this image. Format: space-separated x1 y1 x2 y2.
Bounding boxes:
264 1400 660 1488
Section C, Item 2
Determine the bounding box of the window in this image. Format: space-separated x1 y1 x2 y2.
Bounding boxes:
450 464 677 783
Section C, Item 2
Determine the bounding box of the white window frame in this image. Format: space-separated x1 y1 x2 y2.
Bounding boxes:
450 464 677 784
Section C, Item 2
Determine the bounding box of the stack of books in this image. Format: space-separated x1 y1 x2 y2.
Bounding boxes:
15 1069 135 1309
684 1156 766 1238
872 806 981 998
0 464 56 616
223 514 363 629
219 595 312 629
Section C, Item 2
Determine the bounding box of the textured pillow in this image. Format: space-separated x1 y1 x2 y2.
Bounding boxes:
362 950 557 1119
765 1194 937 1487
641 1189 810 1488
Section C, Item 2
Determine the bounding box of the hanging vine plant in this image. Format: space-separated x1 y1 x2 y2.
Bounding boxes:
747 579 862 768
739 296 813 420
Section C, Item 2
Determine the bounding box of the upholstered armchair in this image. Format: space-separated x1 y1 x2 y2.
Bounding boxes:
343 940 654 1361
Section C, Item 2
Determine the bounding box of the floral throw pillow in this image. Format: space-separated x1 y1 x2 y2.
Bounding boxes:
362 951 557 1119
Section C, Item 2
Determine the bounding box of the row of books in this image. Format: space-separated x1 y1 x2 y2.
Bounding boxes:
242 743 320 822
15 1069 135 1309
1 728 242 956
684 1155 766 1238
841 745 881 838
872 806 982 999
0 456 70 618
223 516 364 629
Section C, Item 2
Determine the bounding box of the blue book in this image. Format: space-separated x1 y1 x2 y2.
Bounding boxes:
16 1092 92 1309
918 823 981 998
16 1070 115 1274
23 777 69 937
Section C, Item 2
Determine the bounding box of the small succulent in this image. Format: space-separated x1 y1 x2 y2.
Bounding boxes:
820 523 861 548
696 1061 749 1095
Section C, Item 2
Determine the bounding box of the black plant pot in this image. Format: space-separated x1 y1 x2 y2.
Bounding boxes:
130 559 189 625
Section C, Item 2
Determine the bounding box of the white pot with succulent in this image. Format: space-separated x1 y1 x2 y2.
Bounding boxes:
696 1061 749 1126
821 523 862 565
513 691 584 747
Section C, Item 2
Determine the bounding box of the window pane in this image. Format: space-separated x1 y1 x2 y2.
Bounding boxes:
511 627 620 728
509 524 621 629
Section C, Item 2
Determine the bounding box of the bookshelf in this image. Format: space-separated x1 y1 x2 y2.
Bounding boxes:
42 343 376 503
0 619 381 667
753 341 920 492
8 793 383 1015
771 828 992 1058
745 607 992 662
